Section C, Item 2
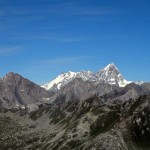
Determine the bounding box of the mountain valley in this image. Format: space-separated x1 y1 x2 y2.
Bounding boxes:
0 64 150 150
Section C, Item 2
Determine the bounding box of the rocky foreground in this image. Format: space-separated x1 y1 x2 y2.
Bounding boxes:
0 94 150 150
0 64 150 149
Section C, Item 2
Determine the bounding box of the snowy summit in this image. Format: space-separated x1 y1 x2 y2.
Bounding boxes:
42 63 131 91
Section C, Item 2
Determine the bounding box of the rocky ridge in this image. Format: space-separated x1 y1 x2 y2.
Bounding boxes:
42 63 131 91
0 72 52 110
0 64 150 149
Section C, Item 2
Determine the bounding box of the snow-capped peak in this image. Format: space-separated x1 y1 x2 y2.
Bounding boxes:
103 63 117 71
96 63 131 87
42 63 132 91
41 71 78 90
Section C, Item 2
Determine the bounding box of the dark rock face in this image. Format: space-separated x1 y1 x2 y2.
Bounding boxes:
51 78 119 104
50 79 150 106
0 92 150 149
99 83 150 103
0 72 51 108
129 106 150 143
1 72 150 149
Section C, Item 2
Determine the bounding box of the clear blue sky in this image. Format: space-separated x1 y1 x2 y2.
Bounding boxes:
0 0 150 84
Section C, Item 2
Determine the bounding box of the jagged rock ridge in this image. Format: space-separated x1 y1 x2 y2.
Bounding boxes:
42 63 131 91
0 64 150 149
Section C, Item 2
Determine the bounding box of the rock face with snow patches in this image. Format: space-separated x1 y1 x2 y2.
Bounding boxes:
95 63 130 87
0 72 51 109
42 63 131 91
0 63 150 150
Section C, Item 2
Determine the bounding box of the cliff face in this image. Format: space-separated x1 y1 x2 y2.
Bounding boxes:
0 72 51 108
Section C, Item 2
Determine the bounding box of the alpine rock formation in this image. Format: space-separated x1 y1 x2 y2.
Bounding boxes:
0 72 52 110
42 63 131 91
0 63 150 150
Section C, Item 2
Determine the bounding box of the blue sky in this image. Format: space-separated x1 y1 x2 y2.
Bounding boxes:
0 0 150 84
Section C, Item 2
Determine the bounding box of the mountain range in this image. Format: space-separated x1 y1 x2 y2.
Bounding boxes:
42 63 131 91
0 63 150 150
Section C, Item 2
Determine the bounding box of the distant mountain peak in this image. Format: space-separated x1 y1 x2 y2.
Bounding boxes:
2 72 20 82
3 72 22 78
5 72 15 77
97 63 131 87
106 63 115 67
103 63 118 71
0 72 50 109
42 63 132 91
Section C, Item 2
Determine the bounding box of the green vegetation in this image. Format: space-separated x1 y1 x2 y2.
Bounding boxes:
90 110 119 136
0 116 48 150
66 101 79 112
127 106 150 149
49 108 66 124
0 116 24 149
65 139 83 149
128 96 145 115
29 109 44 121
91 107 105 115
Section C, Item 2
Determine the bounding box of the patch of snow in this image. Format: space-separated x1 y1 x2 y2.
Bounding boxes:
20 89 24 92
42 71 78 90
42 63 142 91
42 97 51 102
21 105 26 109
134 81 144 85
27 104 39 112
